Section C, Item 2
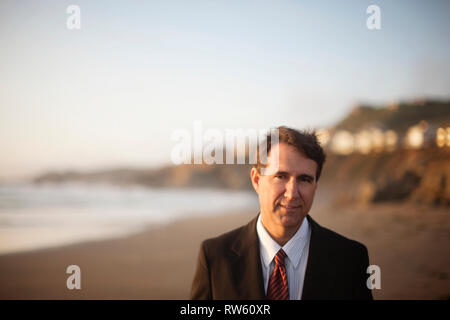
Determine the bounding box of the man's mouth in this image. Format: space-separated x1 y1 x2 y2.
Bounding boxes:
279 204 301 210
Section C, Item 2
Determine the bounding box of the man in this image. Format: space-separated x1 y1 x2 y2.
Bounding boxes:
191 126 373 300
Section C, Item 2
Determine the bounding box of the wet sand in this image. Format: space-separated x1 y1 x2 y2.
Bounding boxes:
0 203 449 299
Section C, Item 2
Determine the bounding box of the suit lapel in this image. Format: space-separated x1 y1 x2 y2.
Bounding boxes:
301 215 336 299
230 215 266 299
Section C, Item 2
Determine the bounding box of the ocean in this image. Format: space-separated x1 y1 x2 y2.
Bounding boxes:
0 183 258 255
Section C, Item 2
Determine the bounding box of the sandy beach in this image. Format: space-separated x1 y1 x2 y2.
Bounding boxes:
0 202 449 300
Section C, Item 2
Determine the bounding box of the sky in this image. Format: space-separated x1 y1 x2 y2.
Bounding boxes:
1 0 449 180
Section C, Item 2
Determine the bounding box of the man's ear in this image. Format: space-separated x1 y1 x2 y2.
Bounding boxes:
250 167 260 193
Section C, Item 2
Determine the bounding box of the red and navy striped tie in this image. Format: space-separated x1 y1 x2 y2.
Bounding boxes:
267 249 289 300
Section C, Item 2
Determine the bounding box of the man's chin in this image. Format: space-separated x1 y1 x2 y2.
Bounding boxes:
277 211 304 228
277 205 303 216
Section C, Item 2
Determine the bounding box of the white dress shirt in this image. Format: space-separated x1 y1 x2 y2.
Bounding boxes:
256 214 311 300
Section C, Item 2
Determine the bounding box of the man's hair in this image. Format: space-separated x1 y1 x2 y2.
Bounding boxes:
254 126 327 181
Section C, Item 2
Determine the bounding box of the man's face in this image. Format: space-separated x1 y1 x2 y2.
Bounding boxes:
251 143 318 232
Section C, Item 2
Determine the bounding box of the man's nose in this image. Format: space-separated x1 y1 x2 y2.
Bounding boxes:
284 178 299 200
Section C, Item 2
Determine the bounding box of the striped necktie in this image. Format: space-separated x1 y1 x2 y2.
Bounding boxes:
267 249 289 300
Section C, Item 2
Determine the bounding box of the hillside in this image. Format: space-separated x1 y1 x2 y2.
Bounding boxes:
334 99 450 133
33 164 253 190
322 146 450 206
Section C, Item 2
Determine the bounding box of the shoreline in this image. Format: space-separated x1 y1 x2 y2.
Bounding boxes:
0 207 256 257
0 210 254 258
0 184 258 256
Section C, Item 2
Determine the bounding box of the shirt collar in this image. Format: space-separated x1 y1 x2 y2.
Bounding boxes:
256 213 310 269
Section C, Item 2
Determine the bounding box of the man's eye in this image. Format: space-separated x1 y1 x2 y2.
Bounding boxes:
275 175 285 179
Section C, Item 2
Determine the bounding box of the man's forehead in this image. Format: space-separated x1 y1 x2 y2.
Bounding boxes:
263 146 317 177
274 165 316 176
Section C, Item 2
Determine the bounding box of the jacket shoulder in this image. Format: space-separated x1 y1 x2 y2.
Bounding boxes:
202 224 246 252
312 220 368 255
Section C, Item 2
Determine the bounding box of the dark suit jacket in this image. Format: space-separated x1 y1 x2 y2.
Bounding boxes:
191 214 373 300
